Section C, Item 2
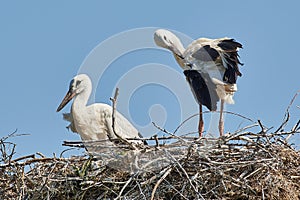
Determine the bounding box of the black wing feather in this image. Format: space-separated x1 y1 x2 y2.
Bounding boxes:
217 39 242 51
191 45 220 62
184 70 219 111
218 39 243 84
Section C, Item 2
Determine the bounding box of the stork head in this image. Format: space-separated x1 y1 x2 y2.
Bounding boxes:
56 74 92 112
154 29 185 58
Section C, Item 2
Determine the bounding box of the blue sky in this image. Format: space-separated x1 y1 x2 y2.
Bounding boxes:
0 1 299 158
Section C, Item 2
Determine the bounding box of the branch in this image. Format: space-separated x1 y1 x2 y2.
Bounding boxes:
110 88 137 150
173 111 254 134
150 166 172 200
152 122 190 145
275 91 299 133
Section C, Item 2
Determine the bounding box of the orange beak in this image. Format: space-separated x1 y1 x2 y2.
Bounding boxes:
56 90 76 112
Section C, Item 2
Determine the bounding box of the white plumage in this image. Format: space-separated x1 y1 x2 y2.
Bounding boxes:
57 74 143 153
154 29 243 136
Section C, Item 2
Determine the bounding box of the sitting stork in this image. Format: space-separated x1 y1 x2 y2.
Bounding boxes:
56 74 144 153
154 29 243 137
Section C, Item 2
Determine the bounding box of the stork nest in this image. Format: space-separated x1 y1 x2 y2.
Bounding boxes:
1 91 300 199
1 119 300 200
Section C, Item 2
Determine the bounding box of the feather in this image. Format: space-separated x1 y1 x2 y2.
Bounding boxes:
184 70 219 111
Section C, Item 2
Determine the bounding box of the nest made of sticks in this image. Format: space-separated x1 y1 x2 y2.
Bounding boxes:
1 119 300 200
1 92 300 200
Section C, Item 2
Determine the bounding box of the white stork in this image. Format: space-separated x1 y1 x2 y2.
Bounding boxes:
56 74 143 152
154 29 243 137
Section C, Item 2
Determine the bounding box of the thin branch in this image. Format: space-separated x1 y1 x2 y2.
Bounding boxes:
173 111 254 134
150 167 172 200
114 176 133 200
275 91 300 133
110 87 137 150
152 122 190 145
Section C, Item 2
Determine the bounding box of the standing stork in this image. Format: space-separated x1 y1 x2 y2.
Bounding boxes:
154 29 243 137
56 74 143 153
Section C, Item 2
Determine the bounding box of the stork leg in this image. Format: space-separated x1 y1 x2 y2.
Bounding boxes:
219 99 225 136
198 104 204 137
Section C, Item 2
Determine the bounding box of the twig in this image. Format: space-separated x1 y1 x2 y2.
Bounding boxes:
110 87 119 140
11 154 35 162
257 120 266 133
0 157 87 168
150 166 172 200
165 150 204 199
152 135 159 147
291 119 300 132
0 129 30 142
173 111 254 134
110 87 137 150
275 91 299 133
152 122 190 145
36 152 46 158
114 176 133 200
233 123 259 134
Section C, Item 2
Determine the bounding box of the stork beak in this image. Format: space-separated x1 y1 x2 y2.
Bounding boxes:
169 43 184 59
56 89 76 112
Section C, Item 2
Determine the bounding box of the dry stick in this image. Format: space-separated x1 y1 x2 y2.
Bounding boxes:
59 148 78 158
233 123 259 134
150 166 172 200
291 119 300 132
152 122 190 145
153 135 159 147
110 88 137 150
173 113 203 134
223 131 258 142
114 176 133 200
0 157 86 168
173 111 254 134
36 152 46 158
204 156 275 166
38 162 58 194
11 154 35 162
0 129 30 142
275 91 299 133
9 144 16 163
135 180 146 200
165 150 204 199
243 166 264 179
63 135 196 146
285 119 300 142
275 112 290 133
257 120 266 133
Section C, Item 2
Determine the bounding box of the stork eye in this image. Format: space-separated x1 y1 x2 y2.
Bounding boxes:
163 35 167 40
76 80 82 87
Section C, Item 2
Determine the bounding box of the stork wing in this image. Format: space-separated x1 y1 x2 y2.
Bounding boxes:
217 39 243 84
104 113 116 140
62 113 78 133
104 109 142 144
191 45 220 62
190 39 243 84
184 70 219 111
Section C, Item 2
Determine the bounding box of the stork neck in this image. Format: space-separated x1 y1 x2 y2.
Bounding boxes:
72 89 91 112
176 43 185 55
172 40 187 70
